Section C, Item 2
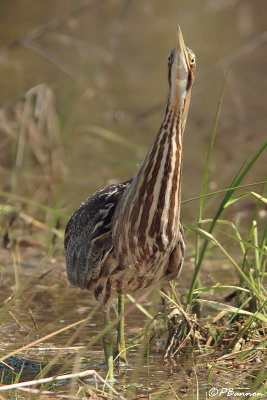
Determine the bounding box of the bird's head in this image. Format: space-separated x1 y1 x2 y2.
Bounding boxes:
167 26 196 113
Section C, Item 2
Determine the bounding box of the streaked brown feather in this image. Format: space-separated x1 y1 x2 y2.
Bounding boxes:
64 30 196 310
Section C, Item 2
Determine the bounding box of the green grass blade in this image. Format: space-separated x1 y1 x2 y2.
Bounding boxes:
83 125 144 151
187 141 267 307
0 190 66 217
181 180 267 205
197 299 267 323
195 70 229 268
126 294 153 319
251 192 267 205
182 285 250 296
185 223 263 302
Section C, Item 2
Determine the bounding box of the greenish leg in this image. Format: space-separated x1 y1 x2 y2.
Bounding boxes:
103 311 114 380
116 294 128 363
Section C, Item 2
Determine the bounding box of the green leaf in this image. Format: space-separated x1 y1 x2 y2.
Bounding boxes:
187 140 267 306
251 192 267 205
197 299 267 323
184 285 250 295
126 294 153 319
84 125 144 151
224 192 250 208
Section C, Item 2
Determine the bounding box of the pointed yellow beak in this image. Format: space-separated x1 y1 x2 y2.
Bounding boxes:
176 25 189 69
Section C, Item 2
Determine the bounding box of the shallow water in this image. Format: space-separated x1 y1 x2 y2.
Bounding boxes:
0 247 260 399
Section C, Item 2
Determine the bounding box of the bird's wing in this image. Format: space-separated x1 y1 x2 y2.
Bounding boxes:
65 179 132 289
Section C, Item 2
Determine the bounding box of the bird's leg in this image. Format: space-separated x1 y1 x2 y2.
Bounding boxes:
115 294 127 363
103 311 114 380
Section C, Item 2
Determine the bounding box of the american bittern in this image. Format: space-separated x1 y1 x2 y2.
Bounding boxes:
64 27 196 379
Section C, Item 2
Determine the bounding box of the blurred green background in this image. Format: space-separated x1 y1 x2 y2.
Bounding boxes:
0 0 266 223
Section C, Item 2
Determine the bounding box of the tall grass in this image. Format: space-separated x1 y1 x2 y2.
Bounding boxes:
0 80 266 400
187 74 266 307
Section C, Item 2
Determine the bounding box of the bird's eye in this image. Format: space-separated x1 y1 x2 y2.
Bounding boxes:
190 57 195 65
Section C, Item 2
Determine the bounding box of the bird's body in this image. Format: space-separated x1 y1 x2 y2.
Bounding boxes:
65 177 184 310
64 27 196 376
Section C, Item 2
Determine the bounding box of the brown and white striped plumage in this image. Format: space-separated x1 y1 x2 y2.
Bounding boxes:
65 27 196 310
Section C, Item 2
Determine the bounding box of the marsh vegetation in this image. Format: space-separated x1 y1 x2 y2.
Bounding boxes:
0 1 266 399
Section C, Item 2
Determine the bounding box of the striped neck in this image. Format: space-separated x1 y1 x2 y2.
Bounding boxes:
112 97 187 266
112 29 195 268
127 99 184 239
